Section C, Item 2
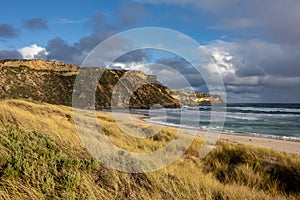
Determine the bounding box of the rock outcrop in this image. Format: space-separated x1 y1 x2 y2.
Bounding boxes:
170 89 224 106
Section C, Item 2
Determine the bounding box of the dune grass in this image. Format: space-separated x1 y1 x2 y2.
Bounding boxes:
0 99 299 199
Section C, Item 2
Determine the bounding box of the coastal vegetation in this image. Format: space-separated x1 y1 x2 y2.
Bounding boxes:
0 99 299 199
0 59 224 109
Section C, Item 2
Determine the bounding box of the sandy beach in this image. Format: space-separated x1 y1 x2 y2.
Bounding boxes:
105 111 300 156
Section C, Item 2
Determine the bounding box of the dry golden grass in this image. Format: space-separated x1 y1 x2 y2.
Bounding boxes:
0 99 299 199
0 99 80 146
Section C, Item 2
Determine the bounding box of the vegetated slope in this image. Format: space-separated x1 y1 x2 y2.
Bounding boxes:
0 99 299 200
0 59 180 109
96 69 180 109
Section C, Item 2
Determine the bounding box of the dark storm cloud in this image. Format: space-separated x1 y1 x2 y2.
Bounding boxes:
0 23 18 38
43 3 147 65
75 30 118 53
257 87 300 103
42 31 111 65
226 85 262 94
132 39 300 102
203 40 300 102
43 37 79 64
24 18 48 30
114 49 150 64
235 44 300 77
251 1 300 42
207 40 300 78
155 57 197 74
42 30 131 65
0 50 22 59
136 0 300 43
148 57 205 88
228 85 300 103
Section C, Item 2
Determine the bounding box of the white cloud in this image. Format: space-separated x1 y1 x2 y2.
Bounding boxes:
110 62 151 77
209 50 235 74
137 0 300 42
18 44 48 59
200 39 300 102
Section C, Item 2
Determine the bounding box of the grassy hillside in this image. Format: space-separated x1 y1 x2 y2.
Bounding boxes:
0 100 299 199
0 59 180 109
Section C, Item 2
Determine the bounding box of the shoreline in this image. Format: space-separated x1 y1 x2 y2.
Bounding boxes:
105 111 300 156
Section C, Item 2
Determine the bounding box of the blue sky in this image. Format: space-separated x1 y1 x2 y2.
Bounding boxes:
0 0 222 49
1 0 300 103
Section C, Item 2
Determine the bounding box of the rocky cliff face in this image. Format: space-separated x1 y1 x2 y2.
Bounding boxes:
170 89 224 106
0 59 180 109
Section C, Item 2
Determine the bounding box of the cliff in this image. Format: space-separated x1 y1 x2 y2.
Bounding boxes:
0 59 179 109
170 89 224 106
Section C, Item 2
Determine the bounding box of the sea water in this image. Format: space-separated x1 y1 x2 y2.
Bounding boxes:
133 104 300 141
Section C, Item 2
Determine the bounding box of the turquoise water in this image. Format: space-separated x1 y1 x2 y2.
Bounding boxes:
133 104 300 141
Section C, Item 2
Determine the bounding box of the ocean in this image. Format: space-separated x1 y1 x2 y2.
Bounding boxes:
132 104 300 141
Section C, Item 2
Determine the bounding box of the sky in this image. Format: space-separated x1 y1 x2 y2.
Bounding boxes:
0 0 299 103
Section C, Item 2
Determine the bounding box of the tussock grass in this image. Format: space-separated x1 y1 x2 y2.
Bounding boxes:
0 100 80 146
203 141 300 195
0 99 299 199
